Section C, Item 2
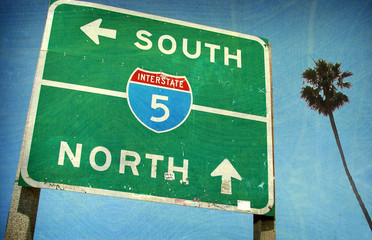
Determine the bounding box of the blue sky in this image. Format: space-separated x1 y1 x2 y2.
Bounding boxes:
1 0 371 239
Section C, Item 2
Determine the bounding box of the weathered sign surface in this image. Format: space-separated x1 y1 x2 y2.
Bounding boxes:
20 0 274 215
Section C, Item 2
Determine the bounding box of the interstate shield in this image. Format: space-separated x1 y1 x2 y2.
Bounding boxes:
127 68 193 133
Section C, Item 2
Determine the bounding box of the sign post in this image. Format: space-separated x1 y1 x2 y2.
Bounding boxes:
5 163 40 239
9 1 274 236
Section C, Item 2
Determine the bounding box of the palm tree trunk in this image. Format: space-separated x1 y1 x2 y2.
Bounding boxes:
329 112 372 231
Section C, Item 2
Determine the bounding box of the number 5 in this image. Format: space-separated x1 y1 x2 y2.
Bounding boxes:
151 94 169 122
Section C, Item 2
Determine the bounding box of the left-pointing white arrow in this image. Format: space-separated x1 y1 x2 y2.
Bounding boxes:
211 159 242 195
80 18 117 45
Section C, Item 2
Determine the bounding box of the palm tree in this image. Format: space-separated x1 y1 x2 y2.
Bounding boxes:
301 58 372 231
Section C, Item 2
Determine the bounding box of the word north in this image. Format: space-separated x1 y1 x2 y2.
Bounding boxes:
57 141 189 184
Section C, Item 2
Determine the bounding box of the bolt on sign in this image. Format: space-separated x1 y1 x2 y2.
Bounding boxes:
20 0 274 215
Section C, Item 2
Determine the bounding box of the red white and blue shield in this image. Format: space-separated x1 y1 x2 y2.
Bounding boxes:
127 68 193 133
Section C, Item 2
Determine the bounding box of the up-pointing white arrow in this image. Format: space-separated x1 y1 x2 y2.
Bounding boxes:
211 159 242 195
80 18 117 45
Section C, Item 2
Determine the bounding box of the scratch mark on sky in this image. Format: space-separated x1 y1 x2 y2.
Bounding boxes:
308 0 318 65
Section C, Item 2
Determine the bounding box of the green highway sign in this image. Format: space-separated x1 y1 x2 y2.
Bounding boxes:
20 0 274 215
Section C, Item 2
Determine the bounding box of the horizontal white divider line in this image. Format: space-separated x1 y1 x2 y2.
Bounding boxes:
191 104 267 122
41 79 267 122
41 79 127 98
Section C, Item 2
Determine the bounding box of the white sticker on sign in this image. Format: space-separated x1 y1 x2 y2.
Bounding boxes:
164 172 175 180
237 200 251 211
